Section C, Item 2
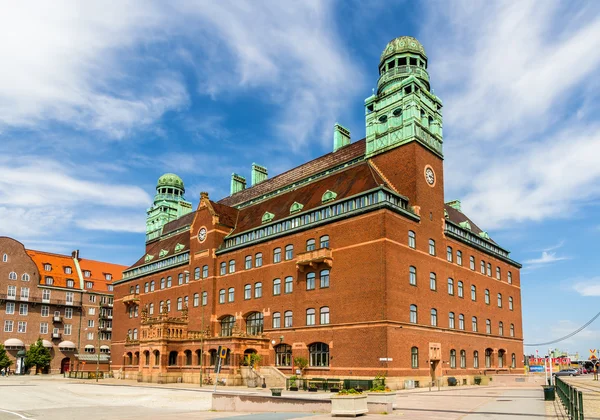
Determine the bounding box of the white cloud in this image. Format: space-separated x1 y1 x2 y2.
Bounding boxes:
0 1 188 137
76 215 147 234
419 1 600 229
573 278 600 297
524 251 569 266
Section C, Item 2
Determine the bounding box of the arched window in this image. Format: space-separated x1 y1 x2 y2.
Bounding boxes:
244 284 251 300
220 316 235 337
320 235 329 249
126 352 133 365
272 312 281 328
509 297 513 310
320 307 330 325
511 353 516 368
149 303 154 315
430 308 437 326
273 247 282 263
284 276 293 293
457 250 462 265
409 266 416 286
285 245 294 260
485 349 493 368
508 271 513 284
196 350 203 366
449 312 455 329
245 255 252 270
275 344 292 366
460 350 466 368
150 281 155 291
485 289 490 304
450 349 456 368
229 260 235 273
498 293 502 307
309 342 329 367
306 308 316 325
254 282 262 298
219 289 225 304
246 312 264 335
184 350 192 366
411 347 419 368
459 314 465 330
144 282 149 293
510 323 515 337
167 276 172 287
306 239 316 251
472 316 478 332
499 321 504 336
498 350 505 368
470 256 475 270
202 265 208 278
474 351 479 368
178 273 183 285
471 285 476 301
447 246 453 262
202 291 207 306
284 311 293 327
2 254 7 262
194 267 200 280
408 231 416 248
21 273 29 282
457 281 464 298
430 272 436 290
306 273 316 290
486 319 491 334
487 263 492 276
154 350 160 366
228 288 235 302
168 351 178 366
320 270 330 288
429 239 436 255
496 267 501 280
255 253 263 267
8 272 17 280
220 262 226 275
447 278 454 295
480 261 485 273
193 293 199 307
133 328 138 340
273 278 281 295
144 350 150 365
177 297 183 310
410 305 418 323
160 278 165 289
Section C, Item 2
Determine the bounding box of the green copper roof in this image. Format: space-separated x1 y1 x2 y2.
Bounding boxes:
157 173 184 191
380 36 427 63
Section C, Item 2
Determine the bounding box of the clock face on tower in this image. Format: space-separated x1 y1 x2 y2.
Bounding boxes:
425 166 435 186
197 227 207 243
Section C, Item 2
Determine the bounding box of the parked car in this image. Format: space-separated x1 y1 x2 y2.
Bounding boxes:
553 369 580 377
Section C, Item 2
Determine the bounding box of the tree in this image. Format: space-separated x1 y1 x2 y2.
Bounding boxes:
293 356 309 377
25 338 51 373
0 344 12 370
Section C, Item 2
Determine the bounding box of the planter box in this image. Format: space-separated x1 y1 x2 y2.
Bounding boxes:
366 392 397 408
289 386 299 391
330 394 368 417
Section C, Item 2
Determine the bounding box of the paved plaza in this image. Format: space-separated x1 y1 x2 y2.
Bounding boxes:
0 375 569 420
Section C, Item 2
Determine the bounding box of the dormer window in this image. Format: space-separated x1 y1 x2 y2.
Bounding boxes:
45 277 54 285
321 190 337 204
44 264 52 272
144 254 154 263
174 243 185 252
64 267 72 274
262 211 275 224
105 274 112 281
85 281 93 289
67 279 75 288
83 270 91 278
159 249 169 258
290 202 304 214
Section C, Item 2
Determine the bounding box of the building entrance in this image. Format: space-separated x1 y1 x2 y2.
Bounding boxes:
60 357 70 374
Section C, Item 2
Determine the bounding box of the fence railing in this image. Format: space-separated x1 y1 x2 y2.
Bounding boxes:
555 377 584 420
285 377 373 391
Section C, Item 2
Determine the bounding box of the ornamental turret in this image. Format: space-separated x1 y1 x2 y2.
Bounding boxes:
365 36 443 158
145 173 192 242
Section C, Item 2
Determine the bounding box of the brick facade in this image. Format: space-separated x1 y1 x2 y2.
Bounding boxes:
0 237 125 374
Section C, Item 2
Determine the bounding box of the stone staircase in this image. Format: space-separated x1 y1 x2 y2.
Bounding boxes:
258 366 288 388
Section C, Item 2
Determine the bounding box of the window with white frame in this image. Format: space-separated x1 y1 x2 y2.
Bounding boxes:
285 245 293 260
5 302 15 314
272 312 281 328
284 276 293 293
65 307 73 319
88 320 94 328
42 289 50 302
229 259 235 273
429 239 436 255
20 287 29 300
306 308 316 325
67 279 74 288
8 272 17 280
4 320 14 332
457 281 464 298
320 307 330 324
457 250 462 265
64 324 72 335
320 270 330 288
228 288 234 302
44 263 51 271
447 246 453 262
244 284 251 300
449 312 455 329
284 311 293 327
7 285 16 298
18 321 27 333
88 307 96 315
306 272 316 290
87 332 94 340
64 266 72 274
273 248 281 263
409 266 417 286
255 253 263 267
408 231 416 248
245 255 252 270
219 289 226 304
254 282 262 298
84 270 91 278
273 278 281 295
430 272 436 290
202 291 208 306
19 303 28 315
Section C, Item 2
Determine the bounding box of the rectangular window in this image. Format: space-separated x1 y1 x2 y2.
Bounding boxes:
65 308 73 319
88 307 96 316
89 294 96 303
18 321 27 333
254 283 262 298
229 260 235 273
284 277 293 294
87 332 94 340
202 292 208 306
457 251 462 266
5 302 15 314
7 285 16 298
66 292 74 304
86 281 93 289
285 245 293 260
19 303 28 315
88 320 94 328
20 287 29 300
273 248 281 263
245 256 252 270
64 324 72 335
273 279 281 296
255 253 263 267
220 262 226 275
67 279 74 288
470 256 475 270
4 320 14 332
228 288 235 302
429 240 436 256
447 247 453 262
42 290 51 302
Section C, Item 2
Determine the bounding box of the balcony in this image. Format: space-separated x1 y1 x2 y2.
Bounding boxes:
100 301 114 308
99 325 112 332
296 248 333 272
122 294 139 305
52 332 62 339
53 316 62 323
99 313 113 320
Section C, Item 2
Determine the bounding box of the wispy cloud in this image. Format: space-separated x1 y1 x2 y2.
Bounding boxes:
524 251 569 266
573 277 600 297
541 241 565 252
420 1 600 230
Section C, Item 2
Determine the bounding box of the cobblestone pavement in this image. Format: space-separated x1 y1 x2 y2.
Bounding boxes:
0 375 561 420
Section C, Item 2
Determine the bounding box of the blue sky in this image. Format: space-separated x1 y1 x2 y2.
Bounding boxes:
1 1 599 356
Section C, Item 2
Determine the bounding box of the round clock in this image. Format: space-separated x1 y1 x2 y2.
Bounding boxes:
425 166 435 186
197 227 207 243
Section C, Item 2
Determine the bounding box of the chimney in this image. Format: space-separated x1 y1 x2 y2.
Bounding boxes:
333 123 351 152
230 173 246 195
71 250 80 260
251 163 268 186
446 200 462 212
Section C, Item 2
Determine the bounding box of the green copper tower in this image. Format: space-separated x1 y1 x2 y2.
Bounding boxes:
146 173 192 242
365 36 443 158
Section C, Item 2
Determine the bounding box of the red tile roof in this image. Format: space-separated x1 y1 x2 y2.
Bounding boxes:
211 202 238 228
26 250 126 293
218 139 366 207
162 212 196 235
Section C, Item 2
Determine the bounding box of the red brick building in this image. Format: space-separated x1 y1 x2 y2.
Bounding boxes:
0 237 125 374
112 36 523 387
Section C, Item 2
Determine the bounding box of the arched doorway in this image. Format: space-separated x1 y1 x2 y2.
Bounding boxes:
243 348 257 367
60 357 71 374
